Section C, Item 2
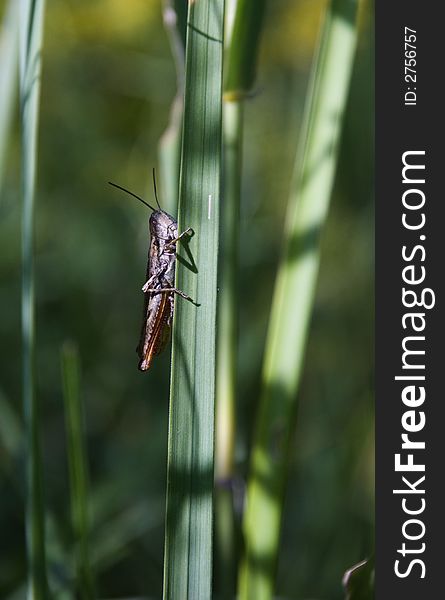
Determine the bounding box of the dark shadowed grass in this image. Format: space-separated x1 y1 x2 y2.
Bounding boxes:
61 342 95 598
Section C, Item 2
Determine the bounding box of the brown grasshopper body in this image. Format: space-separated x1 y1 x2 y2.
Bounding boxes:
109 179 193 371
137 210 192 370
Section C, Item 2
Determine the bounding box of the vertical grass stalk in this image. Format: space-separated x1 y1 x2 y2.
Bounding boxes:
0 0 19 195
163 1 224 599
215 98 242 599
239 1 360 598
19 0 47 597
215 2 267 595
224 0 266 99
158 0 187 214
61 343 95 599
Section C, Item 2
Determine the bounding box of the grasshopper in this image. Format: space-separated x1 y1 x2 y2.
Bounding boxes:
109 173 194 370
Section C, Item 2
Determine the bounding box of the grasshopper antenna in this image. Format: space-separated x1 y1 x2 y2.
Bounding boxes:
152 168 162 210
108 181 157 212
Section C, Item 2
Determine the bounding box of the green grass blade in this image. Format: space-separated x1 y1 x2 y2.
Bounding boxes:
0 0 19 195
239 1 360 598
19 0 47 598
163 1 225 598
61 342 95 599
216 0 267 482
158 0 187 214
215 99 242 600
215 3 267 594
224 0 266 98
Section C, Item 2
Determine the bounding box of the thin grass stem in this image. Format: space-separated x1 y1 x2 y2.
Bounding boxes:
215 98 243 599
158 0 187 214
61 342 95 599
0 0 19 195
19 0 47 597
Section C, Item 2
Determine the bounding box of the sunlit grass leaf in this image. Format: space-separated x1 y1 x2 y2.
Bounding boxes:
224 0 266 98
240 0 360 598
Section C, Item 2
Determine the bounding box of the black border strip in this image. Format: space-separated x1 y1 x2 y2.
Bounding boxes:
376 1 442 596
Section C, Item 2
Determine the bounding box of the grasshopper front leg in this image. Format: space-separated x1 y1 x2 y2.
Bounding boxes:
165 227 194 250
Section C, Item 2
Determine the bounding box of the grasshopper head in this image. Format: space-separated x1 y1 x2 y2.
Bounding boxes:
149 210 178 241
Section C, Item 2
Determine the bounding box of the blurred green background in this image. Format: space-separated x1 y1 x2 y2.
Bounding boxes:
0 0 373 598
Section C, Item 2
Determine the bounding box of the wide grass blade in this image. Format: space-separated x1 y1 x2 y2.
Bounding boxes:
19 0 47 597
239 1 360 598
163 0 224 598
0 0 19 194
61 342 95 599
